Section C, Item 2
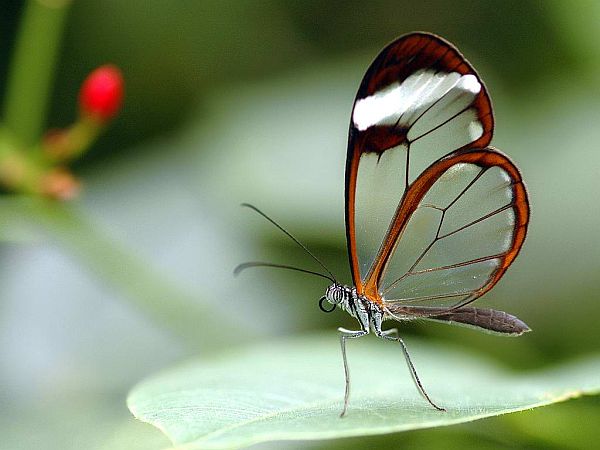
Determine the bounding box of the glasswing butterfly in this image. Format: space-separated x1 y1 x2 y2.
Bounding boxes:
236 32 530 417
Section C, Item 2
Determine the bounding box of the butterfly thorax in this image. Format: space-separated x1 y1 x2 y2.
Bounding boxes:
325 283 385 332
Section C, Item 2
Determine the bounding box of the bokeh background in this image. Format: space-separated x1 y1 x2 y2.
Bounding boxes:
1 1 599 448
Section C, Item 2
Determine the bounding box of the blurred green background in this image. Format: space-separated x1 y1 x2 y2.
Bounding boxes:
1 0 599 448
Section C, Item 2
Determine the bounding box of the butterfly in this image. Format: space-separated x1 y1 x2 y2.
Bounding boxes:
236 32 530 417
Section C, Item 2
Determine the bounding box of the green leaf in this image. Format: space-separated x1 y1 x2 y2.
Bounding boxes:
127 334 600 449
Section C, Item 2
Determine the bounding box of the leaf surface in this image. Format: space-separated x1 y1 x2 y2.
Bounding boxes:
128 334 600 449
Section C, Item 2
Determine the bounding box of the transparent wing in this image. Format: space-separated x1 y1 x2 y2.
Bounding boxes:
375 148 529 310
345 32 494 291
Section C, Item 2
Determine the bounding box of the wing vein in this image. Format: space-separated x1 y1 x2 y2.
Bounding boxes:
403 71 462 136
437 202 514 240
387 291 474 304
444 167 486 210
409 103 473 144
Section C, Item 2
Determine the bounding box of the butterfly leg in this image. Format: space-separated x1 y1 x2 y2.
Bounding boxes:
376 328 446 412
338 327 368 418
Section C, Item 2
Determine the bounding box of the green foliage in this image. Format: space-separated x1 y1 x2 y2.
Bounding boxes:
2 1 600 448
0 196 214 345
128 335 600 449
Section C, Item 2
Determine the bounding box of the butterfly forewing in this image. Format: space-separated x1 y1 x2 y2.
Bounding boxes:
353 147 407 282
346 33 495 295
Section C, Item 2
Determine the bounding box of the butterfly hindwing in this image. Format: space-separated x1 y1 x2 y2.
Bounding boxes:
373 147 529 308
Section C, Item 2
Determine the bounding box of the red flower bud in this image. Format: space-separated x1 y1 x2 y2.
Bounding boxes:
79 65 124 122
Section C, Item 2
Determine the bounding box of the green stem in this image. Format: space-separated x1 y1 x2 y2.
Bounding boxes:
2 0 72 147
0 126 46 194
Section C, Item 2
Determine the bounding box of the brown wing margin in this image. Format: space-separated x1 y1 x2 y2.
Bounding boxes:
361 147 529 304
345 32 494 292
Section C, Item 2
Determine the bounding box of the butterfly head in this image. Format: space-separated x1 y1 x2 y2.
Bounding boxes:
319 283 347 313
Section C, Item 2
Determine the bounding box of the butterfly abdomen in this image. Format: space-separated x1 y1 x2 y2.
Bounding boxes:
387 304 530 335
429 307 531 335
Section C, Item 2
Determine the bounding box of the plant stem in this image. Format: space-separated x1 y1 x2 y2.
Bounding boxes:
0 127 46 194
2 0 72 147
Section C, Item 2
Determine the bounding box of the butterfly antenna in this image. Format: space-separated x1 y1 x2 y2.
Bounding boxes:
234 261 335 283
240 203 338 282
